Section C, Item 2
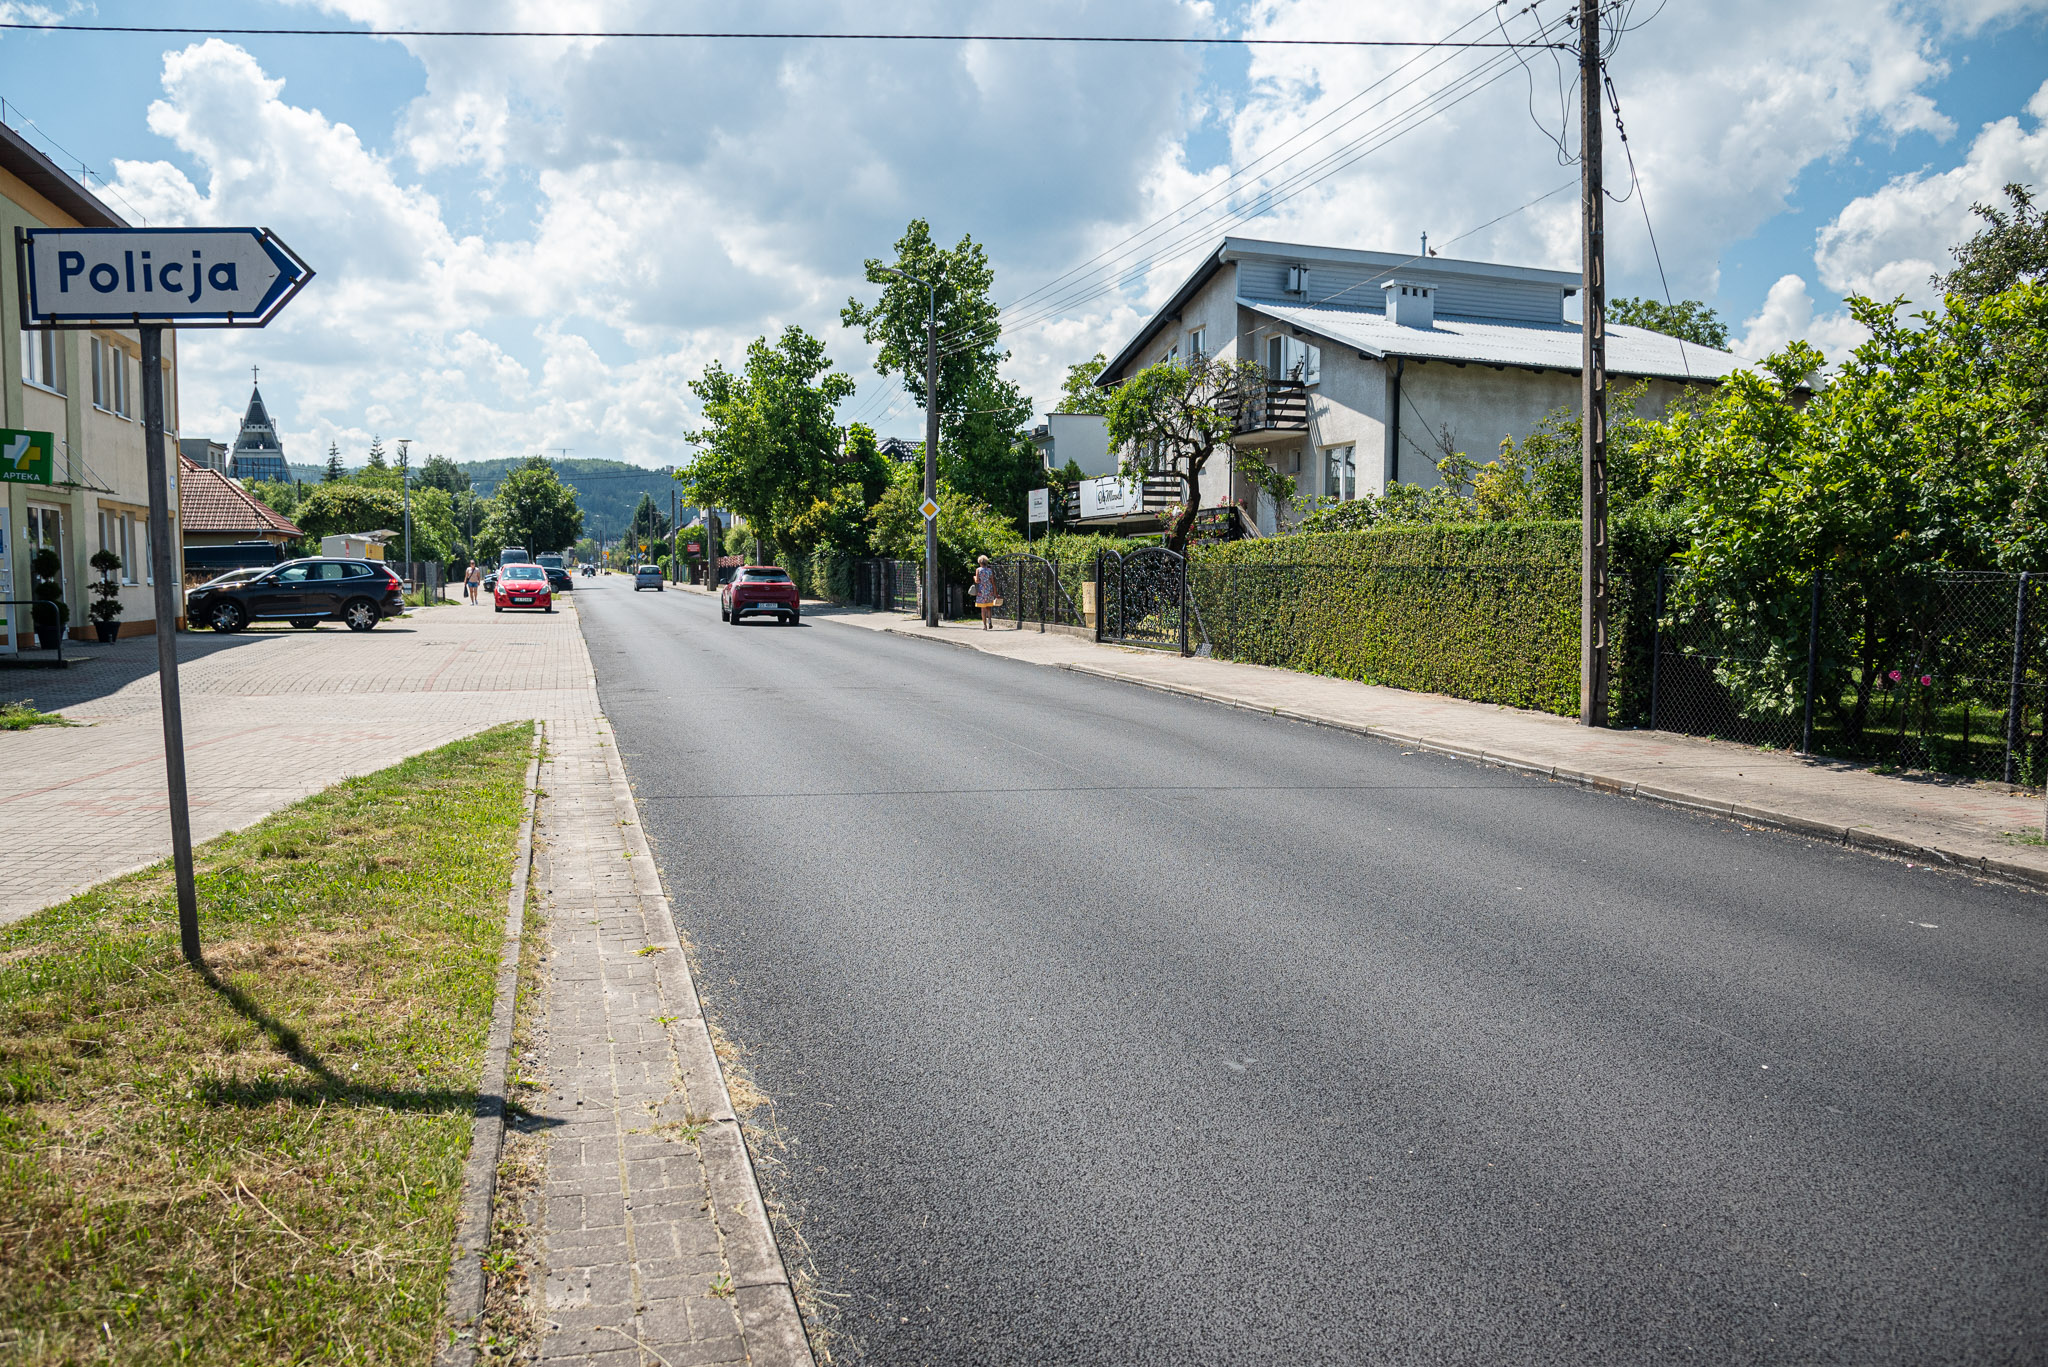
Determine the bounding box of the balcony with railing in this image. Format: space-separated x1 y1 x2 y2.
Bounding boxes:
1221 379 1309 446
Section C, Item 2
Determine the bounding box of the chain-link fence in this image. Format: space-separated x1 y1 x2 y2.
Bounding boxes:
1651 570 2045 783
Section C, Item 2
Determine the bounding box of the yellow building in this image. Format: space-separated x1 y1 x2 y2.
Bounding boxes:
1 120 183 647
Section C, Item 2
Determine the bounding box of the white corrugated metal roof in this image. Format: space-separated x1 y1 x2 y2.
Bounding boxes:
1243 298 1744 383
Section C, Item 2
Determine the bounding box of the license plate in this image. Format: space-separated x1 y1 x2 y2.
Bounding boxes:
513 596 532 603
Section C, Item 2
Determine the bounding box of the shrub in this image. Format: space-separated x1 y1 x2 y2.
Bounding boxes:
1191 518 1678 718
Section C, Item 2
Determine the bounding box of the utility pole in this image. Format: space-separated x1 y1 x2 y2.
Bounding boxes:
396 439 413 587
882 266 941 625
669 470 678 584
1578 0 1609 727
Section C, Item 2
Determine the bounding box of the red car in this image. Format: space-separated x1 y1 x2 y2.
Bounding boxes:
721 565 799 625
494 563 554 613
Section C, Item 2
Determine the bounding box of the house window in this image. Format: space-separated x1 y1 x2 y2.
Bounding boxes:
91 339 132 417
1267 334 1283 378
120 515 136 583
20 329 65 393
1325 444 1357 501
1188 326 1207 360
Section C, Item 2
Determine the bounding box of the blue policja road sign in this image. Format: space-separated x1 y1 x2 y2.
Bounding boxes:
17 226 313 328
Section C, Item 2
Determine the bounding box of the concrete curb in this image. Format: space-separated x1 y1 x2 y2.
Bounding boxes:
1041 661 2048 894
434 721 545 1367
607 729 817 1367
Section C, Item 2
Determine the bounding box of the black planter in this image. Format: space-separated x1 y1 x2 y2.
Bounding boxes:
35 621 63 650
93 620 120 643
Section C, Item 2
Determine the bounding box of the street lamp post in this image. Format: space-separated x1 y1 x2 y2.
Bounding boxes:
881 266 940 627
394 438 414 594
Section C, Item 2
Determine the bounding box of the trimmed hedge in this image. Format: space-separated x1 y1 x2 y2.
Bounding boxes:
1191 513 1681 719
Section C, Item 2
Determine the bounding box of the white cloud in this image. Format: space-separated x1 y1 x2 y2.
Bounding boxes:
86 0 2048 467
1814 78 2048 303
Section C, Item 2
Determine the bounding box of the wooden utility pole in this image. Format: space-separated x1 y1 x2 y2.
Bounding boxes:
1578 0 1610 727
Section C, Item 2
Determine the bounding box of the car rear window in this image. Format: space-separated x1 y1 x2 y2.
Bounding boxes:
740 569 790 582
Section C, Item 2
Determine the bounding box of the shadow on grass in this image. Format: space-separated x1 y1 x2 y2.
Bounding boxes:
193 959 561 1129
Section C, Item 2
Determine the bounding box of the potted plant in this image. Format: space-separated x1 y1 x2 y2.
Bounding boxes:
88 547 124 643
29 546 67 650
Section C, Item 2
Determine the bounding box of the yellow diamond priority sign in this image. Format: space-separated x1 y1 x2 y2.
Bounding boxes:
919 496 940 521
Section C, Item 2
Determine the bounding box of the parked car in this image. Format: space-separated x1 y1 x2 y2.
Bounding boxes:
721 565 799 625
634 564 664 592
499 545 531 565
494 563 553 613
482 570 498 593
187 557 405 633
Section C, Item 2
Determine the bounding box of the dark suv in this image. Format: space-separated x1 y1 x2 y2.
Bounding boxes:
187 557 405 633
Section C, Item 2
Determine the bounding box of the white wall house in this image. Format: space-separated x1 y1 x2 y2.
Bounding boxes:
1090 237 1746 536
1 120 184 646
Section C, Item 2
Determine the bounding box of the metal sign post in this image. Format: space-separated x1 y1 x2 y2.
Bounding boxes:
18 224 312 967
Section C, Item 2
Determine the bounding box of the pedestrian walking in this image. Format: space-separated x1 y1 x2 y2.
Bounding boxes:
973 554 1001 630
465 562 481 605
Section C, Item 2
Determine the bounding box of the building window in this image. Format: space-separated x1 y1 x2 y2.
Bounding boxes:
20 329 65 393
121 514 136 583
1325 444 1357 501
1188 327 1207 360
91 338 132 417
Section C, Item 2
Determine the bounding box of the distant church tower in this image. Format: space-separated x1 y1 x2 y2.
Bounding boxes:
230 366 291 483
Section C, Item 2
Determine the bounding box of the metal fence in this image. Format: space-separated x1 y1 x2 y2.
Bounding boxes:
1099 547 1201 653
1651 569 2045 783
989 554 1088 633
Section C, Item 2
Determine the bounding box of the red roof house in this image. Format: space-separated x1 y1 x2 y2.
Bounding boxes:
179 455 303 548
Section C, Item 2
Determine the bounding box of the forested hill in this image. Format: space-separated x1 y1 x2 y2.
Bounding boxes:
461 458 696 536
286 456 696 537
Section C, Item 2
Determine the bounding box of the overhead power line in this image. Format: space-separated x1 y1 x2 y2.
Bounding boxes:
0 22 1568 48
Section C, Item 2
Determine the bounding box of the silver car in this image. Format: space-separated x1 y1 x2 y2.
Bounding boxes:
634 564 664 592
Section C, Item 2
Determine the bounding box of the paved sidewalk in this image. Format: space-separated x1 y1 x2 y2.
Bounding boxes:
0 602 593 924
809 604 2048 891
525 716 808 1367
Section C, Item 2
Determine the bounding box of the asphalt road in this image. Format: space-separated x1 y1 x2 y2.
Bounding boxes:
577 576 2048 1366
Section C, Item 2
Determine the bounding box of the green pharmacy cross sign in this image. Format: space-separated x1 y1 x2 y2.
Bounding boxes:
0 428 55 485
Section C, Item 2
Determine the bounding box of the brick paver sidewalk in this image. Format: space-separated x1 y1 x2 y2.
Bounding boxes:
0 601 594 924
526 717 807 1366
807 604 2048 890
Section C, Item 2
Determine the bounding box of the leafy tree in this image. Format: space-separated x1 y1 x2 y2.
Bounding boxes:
679 325 855 551
626 492 671 549
1103 356 1263 553
244 478 304 519
842 220 1033 525
1055 354 1111 415
1936 182 2048 301
415 454 471 494
292 483 406 545
1608 297 1730 350
1651 285 2048 732
482 456 585 559
868 476 1020 579
323 442 344 483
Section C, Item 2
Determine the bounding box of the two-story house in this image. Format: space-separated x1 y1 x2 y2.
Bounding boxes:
1089 237 1747 536
1 120 184 647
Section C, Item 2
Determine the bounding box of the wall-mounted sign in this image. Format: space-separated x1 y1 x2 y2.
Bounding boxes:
1078 474 1142 520
0 429 56 485
18 226 314 328
686 542 701 553
1027 487 1050 524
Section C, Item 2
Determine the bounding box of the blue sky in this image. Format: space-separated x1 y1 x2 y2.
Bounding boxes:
4 0 2046 468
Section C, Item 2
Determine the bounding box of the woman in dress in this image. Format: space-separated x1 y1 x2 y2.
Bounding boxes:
973 554 1000 630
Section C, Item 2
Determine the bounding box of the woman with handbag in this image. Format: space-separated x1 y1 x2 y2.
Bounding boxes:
973 554 1002 630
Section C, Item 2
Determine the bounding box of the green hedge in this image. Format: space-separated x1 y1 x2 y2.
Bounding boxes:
1190 514 1680 719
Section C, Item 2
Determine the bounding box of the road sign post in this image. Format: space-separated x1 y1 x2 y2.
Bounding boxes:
19 225 312 968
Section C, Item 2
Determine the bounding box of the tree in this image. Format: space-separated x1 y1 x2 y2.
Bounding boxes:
868 475 1019 578
415 454 471 494
323 442 344 482
483 456 585 558
626 492 671 549
680 325 855 552
1055 354 1110 415
1936 182 2048 301
1608 297 1730 350
841 220 1034 525
293 483 406 545
357 437 401 490
1103 356 1263 553
1651 284 2048 732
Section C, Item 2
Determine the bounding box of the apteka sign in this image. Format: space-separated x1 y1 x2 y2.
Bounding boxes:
17 226 313 328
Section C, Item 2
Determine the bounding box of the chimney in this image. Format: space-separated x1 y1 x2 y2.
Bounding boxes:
1382 279 1435 329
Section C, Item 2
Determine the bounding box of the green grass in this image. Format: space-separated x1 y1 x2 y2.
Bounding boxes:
0 722 535 1366
0 702 76 731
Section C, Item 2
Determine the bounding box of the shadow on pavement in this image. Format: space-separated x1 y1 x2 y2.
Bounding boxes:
1 622 416 713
